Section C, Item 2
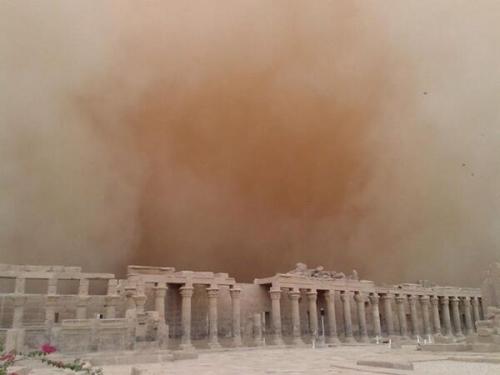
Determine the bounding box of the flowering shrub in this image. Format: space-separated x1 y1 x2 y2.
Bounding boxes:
0 343 103 375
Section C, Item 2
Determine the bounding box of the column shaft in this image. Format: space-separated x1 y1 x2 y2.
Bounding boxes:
462 297 473 335
382 294 395 337
325 290 340 344
420 296 432 337
289 289 303 345
270 287 284 345
207 287 220 348
396 295 408 339
408 295 420 338
230 287 242 346
441 296 452 336
180 285 194 350
307 290 319 339
341 291 355 343
355 292 369 342
369 294 382 338
450 296 463 337
431 296 441 335
472 297 481 328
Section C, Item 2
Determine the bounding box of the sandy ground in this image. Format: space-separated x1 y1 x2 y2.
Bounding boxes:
25 345 500 374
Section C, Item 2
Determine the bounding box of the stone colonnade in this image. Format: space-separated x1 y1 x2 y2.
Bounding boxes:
267 287 483 343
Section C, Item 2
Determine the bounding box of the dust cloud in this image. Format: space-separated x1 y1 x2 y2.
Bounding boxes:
1 1 499 286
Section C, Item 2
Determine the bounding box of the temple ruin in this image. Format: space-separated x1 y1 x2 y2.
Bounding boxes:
0 262 490 356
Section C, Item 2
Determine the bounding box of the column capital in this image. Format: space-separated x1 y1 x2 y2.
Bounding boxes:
324 289 336 299
381 293 394 301
229 286 242 297
369 293 380 304
354 292 366 303
207 287 220 298
471 296 480 306
270 288 281 300
430 295 440 305
395 294 407 303
340 290 353 300
420 295 430 304
180 285 194 298
462 296 471 303
450 296 460 304
408 294 418 305
441 296 450 304
288 289 301 300
306 289 317 300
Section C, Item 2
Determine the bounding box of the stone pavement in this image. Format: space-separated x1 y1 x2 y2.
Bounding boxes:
27 345 500 374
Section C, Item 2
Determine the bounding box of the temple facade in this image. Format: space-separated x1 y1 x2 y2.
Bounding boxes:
0 263 484 353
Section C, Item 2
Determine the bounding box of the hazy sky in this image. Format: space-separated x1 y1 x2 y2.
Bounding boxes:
1 1 499 286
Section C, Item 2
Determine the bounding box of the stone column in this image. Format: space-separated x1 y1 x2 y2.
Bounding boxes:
395 294 409 339
76 278 90 319
270 287 284 345
104 279 119 319
154 283 168 321
180 284 194 350
450 296 463 337
354 292 369 343
381 293 395 337
462 296 473 336
441 296 452 336
324 290 340 344
408 295 420 338
253 313 264 346
341 291 356 343
289 288 304 345
207 286 221 349
471 297 481 329
420 295 432 337
430 296 441 335
307 290 319 339
369 294 382 339
230 287 242 347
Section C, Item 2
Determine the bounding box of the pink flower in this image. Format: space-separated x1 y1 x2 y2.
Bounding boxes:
41 343 56 354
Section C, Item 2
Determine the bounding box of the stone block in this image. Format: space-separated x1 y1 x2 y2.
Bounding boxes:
55 319 93 353
6 366 31 375
357 359 414 370
477 327 494 337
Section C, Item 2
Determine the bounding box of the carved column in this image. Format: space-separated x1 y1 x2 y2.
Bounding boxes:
341 291 356 343
471 297 481 329
420 295 432 337
324 290 340 344
355 292 369 343
382 293 395 337
430 296 441 335
154 283 168 321
462 296 473 335
180 284 194 350
369 294 382 338
450 296 463 337
441 296 452 336
230 286 242 347
253 313 264 346
206 286 220 349
307 290 319 339
76 278 90 319
395 294 409 339
408 295 420 338
289 289 304 345
124 286 137 319
270 287 284 345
